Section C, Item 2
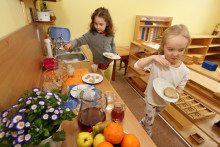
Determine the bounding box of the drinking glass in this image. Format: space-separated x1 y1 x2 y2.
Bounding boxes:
91 64 98 72
104 91 116 110
111 102 126 123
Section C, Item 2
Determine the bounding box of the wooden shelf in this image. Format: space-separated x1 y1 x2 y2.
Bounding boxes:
188 45 208 49
139 25 168 28
209 44 220 47
140 20 171 22
133 15 172 42
32 21 55 25
206 52 220 56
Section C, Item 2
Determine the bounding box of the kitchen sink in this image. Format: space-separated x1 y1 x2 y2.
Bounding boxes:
55 47 89 63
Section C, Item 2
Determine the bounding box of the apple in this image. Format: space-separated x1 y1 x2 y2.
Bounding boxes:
76 132 93 147
93 133 106 147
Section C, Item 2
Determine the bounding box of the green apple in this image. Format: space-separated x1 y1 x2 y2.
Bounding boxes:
93 133 106 147
76 132 93 147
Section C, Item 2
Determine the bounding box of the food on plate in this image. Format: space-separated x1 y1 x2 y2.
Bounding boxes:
93 133 106 147
164 87 178 98
85 75 91 79
104 122 124 144
96 76 99 79
121 134 140 147
92 76 95 79
89 79 95 83
105 54 113 58
76 132 93 147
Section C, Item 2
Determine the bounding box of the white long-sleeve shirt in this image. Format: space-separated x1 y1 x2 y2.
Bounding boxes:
134 55 190 107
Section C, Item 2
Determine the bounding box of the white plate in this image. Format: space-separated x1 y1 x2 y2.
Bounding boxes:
103 52 121 60
82 73 103 84
70 84 95 98
153 78 179 102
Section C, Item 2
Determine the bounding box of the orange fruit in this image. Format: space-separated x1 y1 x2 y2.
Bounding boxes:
97 141 113 147
121 134 140 147
104 122 124 144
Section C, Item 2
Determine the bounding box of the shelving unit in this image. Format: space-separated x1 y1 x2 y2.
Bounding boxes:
133 15 172 42
206 36 220 59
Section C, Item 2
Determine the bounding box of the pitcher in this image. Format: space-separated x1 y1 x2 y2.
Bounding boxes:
77 89 107 132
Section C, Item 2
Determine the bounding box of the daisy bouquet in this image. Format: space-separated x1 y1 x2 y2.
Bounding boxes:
0 88 76 147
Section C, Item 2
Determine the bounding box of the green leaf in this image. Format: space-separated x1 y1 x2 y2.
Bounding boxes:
52 130 66 141
43 129 50 137
0 144 10 147
40 142 50 147
33 118 43 127
27 114 36 122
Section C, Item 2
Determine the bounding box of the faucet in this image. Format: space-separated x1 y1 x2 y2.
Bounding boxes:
54 34 65 56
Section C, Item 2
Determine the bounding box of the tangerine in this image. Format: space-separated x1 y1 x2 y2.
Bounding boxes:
104 122 124 144
121 134 140 147
97 141 113 147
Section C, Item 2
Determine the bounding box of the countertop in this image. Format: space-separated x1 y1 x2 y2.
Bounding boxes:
61 49 156 146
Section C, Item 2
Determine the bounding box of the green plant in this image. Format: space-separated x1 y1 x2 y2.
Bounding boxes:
0 88 76 147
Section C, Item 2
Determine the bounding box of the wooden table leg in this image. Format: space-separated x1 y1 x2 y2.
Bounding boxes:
112 60 116 81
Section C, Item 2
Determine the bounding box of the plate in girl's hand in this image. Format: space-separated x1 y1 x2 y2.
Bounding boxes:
103 52 121 60
153 78 179 102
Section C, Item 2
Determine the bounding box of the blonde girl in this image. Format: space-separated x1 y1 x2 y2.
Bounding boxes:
134 24 191 136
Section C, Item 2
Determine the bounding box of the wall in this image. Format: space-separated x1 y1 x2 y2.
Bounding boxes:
46 0 220 46
0 0 26 39
1 0 220 45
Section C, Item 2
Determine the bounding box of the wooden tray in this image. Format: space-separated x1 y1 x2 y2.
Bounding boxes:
173 92 216 122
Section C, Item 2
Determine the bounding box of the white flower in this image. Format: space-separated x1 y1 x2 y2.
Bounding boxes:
1 117 7 124
36 91 42 96
57 101 61 105
35 128 40 132
12 104 19 108
51 114 58 121
42 114 49 120
0 131 5 139
18 97 23 102
11 131 18 138
1 110 8 118
25 122 31 127
54 109 60 115
54 94 59 99
66 108 70 112
31 104 37 110
48 108 54 113
38 100 45 106
18 130 24 134
18 108 26 113
24 134 32 142
25 100 31 105
46 92 53 96
12 114 24 124
16 121 25 130
45 95 51 99
32 88 40 92
16 134 24 143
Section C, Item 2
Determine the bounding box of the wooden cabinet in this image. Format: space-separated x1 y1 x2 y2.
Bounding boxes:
187 35 220 62
125 41 157 97
206 36 220 60
133 15 172 42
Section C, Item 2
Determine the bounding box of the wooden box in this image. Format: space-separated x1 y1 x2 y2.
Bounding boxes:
173 92 216 122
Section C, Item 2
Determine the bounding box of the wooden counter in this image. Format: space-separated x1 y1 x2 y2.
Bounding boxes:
61 62 156 147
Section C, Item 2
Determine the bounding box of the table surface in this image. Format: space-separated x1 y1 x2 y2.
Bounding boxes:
61 62 156 147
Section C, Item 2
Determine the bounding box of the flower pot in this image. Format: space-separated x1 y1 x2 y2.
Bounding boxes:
30 125 62 147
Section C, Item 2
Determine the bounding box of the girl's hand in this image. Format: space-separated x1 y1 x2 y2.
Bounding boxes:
152 55 171 66
176 86 183 94
64 43 72 51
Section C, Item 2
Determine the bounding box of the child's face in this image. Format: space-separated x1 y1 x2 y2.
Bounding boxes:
164 35 188 65
94 16 107 33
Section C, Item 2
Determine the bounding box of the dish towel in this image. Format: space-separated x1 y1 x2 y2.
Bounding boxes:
62 84 98 110
64 68 88 85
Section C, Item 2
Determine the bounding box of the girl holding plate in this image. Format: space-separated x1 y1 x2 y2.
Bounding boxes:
64 7 117 81
134 24 191 136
